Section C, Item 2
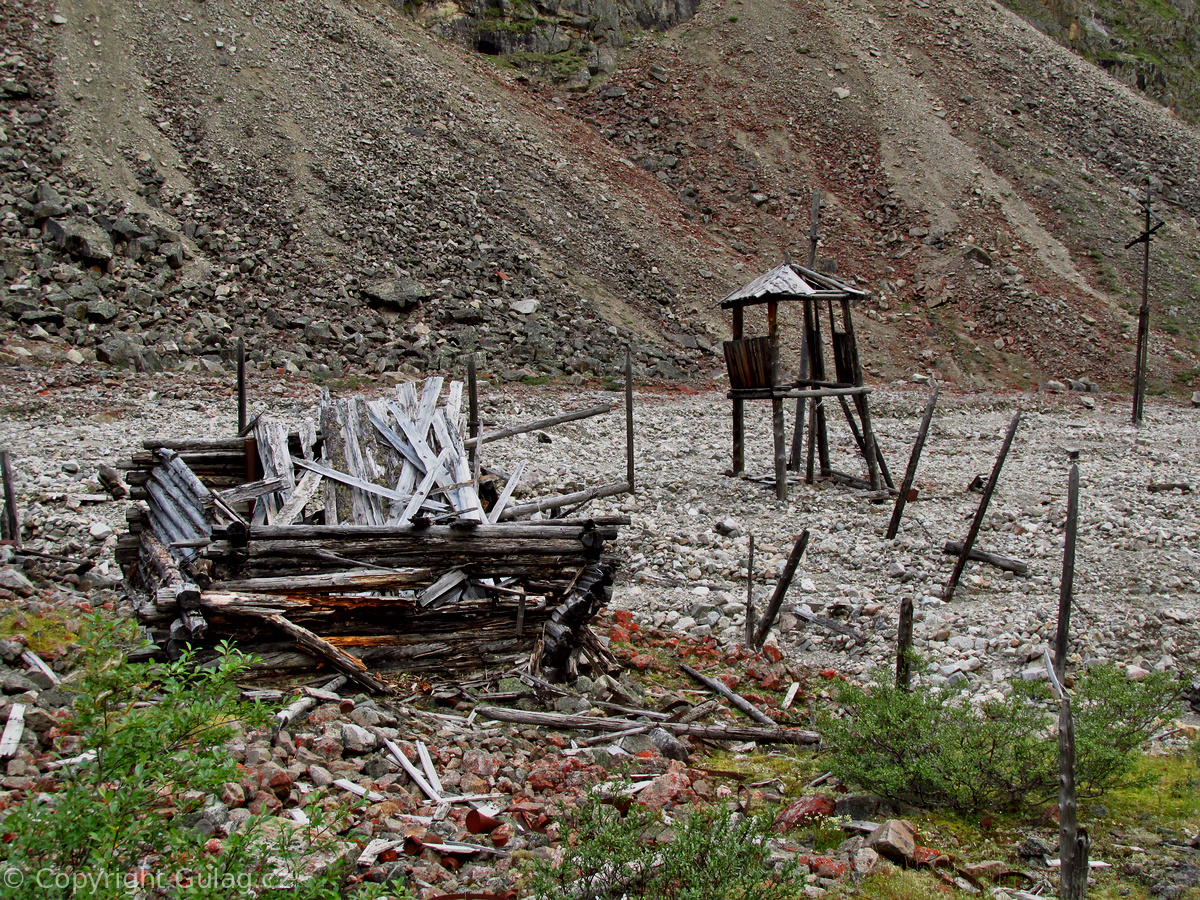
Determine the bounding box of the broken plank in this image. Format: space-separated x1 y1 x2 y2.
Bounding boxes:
416 740 445 797
293 458 408 503
398 447 450 525
216 477 287 506
488 460 526 524
794 607 866 642
463 404 617 448
21 649 60 686
0 703 26 757
274 468 322 526
333 778 385 803
383 737 442 802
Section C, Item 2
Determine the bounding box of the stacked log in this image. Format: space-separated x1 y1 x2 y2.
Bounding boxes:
118 379 624 691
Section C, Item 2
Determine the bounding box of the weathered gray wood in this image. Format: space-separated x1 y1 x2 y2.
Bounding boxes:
21 649 60 686
488 460 526 525
945 412 1021 602
744 534 756 647
498 481 631 521
217 477 287 506
212 567 434 593
680 662 776 725
942 541 1029 575
415 376 445 440
625 352 635 492
418 569 469 608
399 448 450 524
467 354 480 475
0 703 26 758
1054 462 1080 681
474 706 819 745
274 469 322 526
886 381 939 539
274 674 348 729
293 458 408 503
753 530 810 649
431 408 484 521
463 404 616 449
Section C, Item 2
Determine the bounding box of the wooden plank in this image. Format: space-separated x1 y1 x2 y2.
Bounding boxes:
488 460 526 524
416 740 445 796
0 704 26 757
217 477 287 505
293 459 408 503
942 541 1029 575
274 469 323 526
498 481 630 521
431 409 484 521
399 448 451 525
414 376 444 439
383 737 442 801
463 404 617 449
21 649 60 686
753 530 810 649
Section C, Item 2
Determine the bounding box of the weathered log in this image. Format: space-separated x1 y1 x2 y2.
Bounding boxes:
463 404 617 449
274 674 348 729
680 663 775 725
1054 462 1080 681
942 541 1029 576
498 481 632 521
474 706 819 745
249 612 392 695
211 567 434 594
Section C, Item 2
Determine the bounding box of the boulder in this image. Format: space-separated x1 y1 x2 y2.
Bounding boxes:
44 217 114 262
865 819 917 865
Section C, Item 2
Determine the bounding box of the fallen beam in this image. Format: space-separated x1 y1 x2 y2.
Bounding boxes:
474 706 818 745
680 663 776 726
942 541 1029 576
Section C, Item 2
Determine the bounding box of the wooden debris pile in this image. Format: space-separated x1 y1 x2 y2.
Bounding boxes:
116 377 632 692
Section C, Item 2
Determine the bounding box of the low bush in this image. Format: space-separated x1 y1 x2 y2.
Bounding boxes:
818 663 1179 814
529 797 799 900
0 616 396 900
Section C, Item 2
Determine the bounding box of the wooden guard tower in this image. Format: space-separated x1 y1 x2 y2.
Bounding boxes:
721 262 892 501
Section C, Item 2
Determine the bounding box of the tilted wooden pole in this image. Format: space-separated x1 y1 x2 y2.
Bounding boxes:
886 380 939 539
0 450 18 547
625 350 635 493
1058 695 1090 900
744 534 756 646
944 412 1021 602
1054 459 1081 682
896 595 914 691
753 530 810 649
236 337 247 435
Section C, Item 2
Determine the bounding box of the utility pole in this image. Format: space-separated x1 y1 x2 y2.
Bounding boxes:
1126 182 1163 426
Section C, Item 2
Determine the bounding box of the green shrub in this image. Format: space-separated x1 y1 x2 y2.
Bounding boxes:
530 797 799 900
818 663 1178 814
0 616 397 899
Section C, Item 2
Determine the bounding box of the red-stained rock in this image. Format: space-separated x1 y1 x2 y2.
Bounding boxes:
813 856 849 879
775 794 837 830
609 625 631 643
636 771 692 811
258 762 293 798
612 610 634 627
461 749 503 779
910 845 946 866
630 653 655 670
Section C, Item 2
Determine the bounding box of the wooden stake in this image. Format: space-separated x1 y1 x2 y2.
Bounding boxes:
945 412 1021 602
896 596 914 691
625 351 635 493
744 535 756 647
237 337 247 435
807 188 820 269
1132 185 1153 426
886 380 939 539
732 307 745 475
1054 461 1080 682
467 353 480 474
753 530 810 649
0 450 18 547
1058 696 1090 900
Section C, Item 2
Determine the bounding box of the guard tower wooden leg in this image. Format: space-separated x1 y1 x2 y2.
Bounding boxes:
773 397 787 500
733 398 745 475
858 395 882 491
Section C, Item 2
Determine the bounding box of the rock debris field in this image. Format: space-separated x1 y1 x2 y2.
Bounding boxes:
3 370 1199 691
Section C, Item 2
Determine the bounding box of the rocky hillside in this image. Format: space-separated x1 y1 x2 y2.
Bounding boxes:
2 0 1200 394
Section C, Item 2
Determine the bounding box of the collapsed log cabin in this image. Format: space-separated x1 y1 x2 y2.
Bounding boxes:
116 374 633 692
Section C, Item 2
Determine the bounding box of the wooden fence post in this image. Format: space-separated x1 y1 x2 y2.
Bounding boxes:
886 380 939 540
944 412 1021 602
1054 459 1080 681
896 596 914 690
